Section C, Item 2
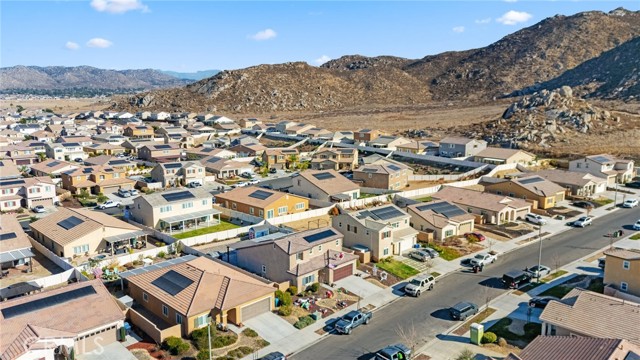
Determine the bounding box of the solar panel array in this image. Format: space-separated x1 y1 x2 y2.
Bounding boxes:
519 177 544 185
0 232 17 241
370 206 405 221
361 168 378 173
387 164 402 171
303 229 337 243
249 190 273 200
1 286 97 319
164 163 183 169
109 160 129 165
592 155 612 163
312 172 335 180
82 168 93 174
151 270 194 296
57 216 84 230
119 255 196 279
162 191 195 202
0 179 26 186
47 161 61 167
155 145 173 149
416 202 466 218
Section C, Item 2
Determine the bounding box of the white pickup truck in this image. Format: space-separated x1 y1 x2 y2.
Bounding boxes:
470 252 497 267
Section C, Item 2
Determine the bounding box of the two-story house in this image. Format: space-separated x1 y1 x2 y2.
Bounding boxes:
92 133 127 145
406 200 476 241
352 158 412 190
61 166 134 195
123 125 154 139
0 214 34 273
310 148 358 171
45 142 87 161
354 129 382 144
438 137 487 158
83 143 126 156
569 154 636 184
262 148 299 170
290 170 360 202
368 135 412 150
233 227 358 289
150 161 205 187
0 177 57 211
215 186 309 219
483 175 566 210
239 118 262 129
1 145 38 165
332 204 418 261
29 159 79 181
138 144 182 163
603 248 640 298
395 140 440 155
473 147 536 165
130 188 220 231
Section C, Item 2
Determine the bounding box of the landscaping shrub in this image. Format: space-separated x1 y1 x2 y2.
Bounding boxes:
307 282 320 293
197 350 211 360
293 315 316 329
287 285 298 296
242 328 258 338
278 305 292 316
482 332 497 344
498 337 508 347
228 346 254 358
212 334 238 349
257 339 270 347
281 291 292 306
456 348 475 360
275 290 284 301
162 336 190 355
157 251 166 259
191 327 236 350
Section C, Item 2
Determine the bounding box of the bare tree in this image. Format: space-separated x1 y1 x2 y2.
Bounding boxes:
482 284 493 311
487 238 496 253
424 258 434 276
551 252 561 275
395 322 421 355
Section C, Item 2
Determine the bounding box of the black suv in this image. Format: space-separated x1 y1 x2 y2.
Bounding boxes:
449 301 478 321
502 270 532 289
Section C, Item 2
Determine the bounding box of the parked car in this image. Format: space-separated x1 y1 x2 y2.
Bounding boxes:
187 182 202 188
118 188 131 198
404 274 435 297
633 219 640 231
32 205 46 213
98 200 121 209
248 179 260 185
74 158 84 163
408 248 438 262
525 213 547 225
572 200 596 209
528 296 559 309
269 168 277 174
232 182 248 188
502 270 532 289
623 198 639 208
625 181 640 189
334 310 372 335
129 189 139 196
598 258 606 269
375 344 412 360
464 232 486 241
240 172 254 179
449 301 478 321
573 216 593 227
525 265 551 279
260 352 286 360
469 252 497 267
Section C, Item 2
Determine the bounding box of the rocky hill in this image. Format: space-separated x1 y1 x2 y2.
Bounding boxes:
0 66 191 93
114 8 640 113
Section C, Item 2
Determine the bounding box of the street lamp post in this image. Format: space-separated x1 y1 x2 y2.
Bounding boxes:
207 317 213 360
613 182 618 208
537 223 543 283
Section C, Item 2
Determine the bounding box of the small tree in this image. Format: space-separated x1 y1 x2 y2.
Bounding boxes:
96 192 108 204
395 322 420 355
79 188 90 200
37 153 47 162
552 252 561 274
456 348 475 360
16 105 24 113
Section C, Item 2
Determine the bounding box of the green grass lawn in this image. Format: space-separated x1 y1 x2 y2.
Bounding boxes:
541 270 568 282
415 196 433 202
453 307 496 336
376 259 419 279
487 318 541 345
173 220 241 239
539 284 573 298
429 244 462 261
431 272 441 278
358 193 379 199
630 233 640 240
593 198 614 206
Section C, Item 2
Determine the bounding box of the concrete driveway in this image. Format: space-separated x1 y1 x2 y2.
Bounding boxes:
334 276 382 299
78 342 137 360
243 312 297 344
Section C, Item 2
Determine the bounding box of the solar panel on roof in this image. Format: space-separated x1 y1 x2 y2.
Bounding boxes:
592 155 612 163
303 229 337 243
104 168 113 172
312 172 335 180
0 161 4 166
151 270 194 296
164 163 183 169
109 160 128 165
0 233 17 241
0 179 26 186
519 177 544 185
361 168 378 173
57 216 84 230
46 161 61 167
82 168 93 174
416 202 466 218
388 164 401 171
370 206 405 221
62 142 80 147
155 145 173 149
1 286 96 319
249 190 273 200
162 191 195 202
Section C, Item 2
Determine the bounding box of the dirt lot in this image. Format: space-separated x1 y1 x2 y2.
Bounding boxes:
0 98 108 113
283 214 333 231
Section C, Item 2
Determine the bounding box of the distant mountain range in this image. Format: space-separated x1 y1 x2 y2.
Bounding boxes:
158 70 220 81
113 7 640 113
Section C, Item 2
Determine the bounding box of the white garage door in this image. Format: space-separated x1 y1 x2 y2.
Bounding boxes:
241 298 271 321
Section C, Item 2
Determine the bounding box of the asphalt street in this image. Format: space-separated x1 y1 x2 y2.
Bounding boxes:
291 207 640 360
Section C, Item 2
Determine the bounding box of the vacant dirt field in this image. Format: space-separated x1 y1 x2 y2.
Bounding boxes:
0 98 109 112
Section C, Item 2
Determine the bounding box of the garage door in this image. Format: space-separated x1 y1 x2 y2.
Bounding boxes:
241 298 271 321
332 264 353 281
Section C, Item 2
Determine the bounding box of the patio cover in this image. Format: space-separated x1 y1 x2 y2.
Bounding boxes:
160 208 221 224
0 248 35 263
119 255 197 279
104 230 152 244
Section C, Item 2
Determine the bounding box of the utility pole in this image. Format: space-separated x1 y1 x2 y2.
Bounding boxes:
207 317 213 360
537 223 543 283
613 182 618 209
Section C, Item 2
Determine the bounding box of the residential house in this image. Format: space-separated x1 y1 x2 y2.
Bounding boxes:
0 280 125 360
433 186 531 224
438 137 487 158
395 140 440 155
301 127 333 139
30 130 55 143
0 145 38 165
126 256 275 341
213 122 242 135
332 131 354 142
290 170 360 202
531 169 607 197
262 148 299 170
83 143 126 156
473 147 536 165
569 154 636 184
98 121 124 135
150 161 206 187
199 156 253 179
61 166 134 195
352 158 412 190
215 186 309 219
92 133 127 145
354 129 382 144
407 200 476 241
310 148 358 171
185 147 236 160
124 125 154 139
150 112 171 121
230 135 260 147
130 188 220 230
31 207 146 258
483 175 566 210
44 124 65 135
229 143 267 157
138 144 181 163
332 204 418 261
233 227 357 289
29 159 78 180
0 177 57 211
56 135 94 147
0 214 34 273
121 139 162 155
275 121 298 133
504 337 640 360
13 124 42 135
284 123 315 136
539 289 640 345
368 135 411 150
239 118 262 129
603 248 640 298
0 160 21 179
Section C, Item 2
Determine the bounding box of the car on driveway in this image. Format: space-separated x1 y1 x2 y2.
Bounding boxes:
525 265 551 279
572 200 596 209
129 189 139 196
573 216 593 227
623 198 639 208
633 219 640 231
528 296 559 308
464 232 486 241
525 213 547 225
625 181 640 189
260 352 286 360
98 200 121 209
118 188 131 197
32 205 46 213
449 301 478 321
409 248 438 261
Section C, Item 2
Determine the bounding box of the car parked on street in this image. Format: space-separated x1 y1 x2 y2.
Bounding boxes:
464 232 486 241
408 248 438 261
334 310 372 335
129 189 139 196
98 200 121 209
260 352 286 360
625 181 640 189
375 344 412 360
404 274 435 297
623 198 639 208
528 296 559 308
469 252 497 267
525 213 547 225
525 265 551 279
573 216 593 227
633 219 640 231
502 270 532 289
449 301 478 321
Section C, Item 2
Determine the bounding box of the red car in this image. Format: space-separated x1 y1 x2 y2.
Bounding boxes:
465 232 486 241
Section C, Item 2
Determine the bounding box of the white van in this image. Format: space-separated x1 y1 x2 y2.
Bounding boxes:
525 213 547 225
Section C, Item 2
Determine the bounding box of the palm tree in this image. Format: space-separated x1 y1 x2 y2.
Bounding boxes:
37 152 47 162
288 154 298 169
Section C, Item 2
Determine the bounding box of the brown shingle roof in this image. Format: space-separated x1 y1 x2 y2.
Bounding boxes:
531 169 607 188
297 169 359 195
604 248 640 260
407 200 475 228
475 147 535 160
511 176 566 196
0 214 31 253
434 186 531 212
215 186 307 208
506 336 634 360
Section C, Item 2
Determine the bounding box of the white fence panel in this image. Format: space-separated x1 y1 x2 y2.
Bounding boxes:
29 236 74 270
485 163 519 177
267 206 335 225
441 178 481 188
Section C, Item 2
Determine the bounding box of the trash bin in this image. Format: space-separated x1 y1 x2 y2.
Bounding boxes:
470 323 484 345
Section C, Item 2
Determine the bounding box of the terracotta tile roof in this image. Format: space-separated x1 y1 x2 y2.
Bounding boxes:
531 169 607 187
475 147 534 160
297 169 359 195
215 186 306 209
407 200 475 228
540 289 640 346
505 336 639 360
434 186 531 212
604 248 640 260
511 176 566 196
0 280 125 360
0 214 31 253
289 250 357 276
127 257 274 316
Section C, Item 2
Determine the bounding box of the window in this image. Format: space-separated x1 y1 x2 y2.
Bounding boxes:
182 202 193 209
368 173 372 179
202 199 208 206
391 222 399 228
73 244 89 254
176 314 183 324
259 210 264 217
383 248 389 256
496 191 503 195
347 224 351 231
445 230 454 237
266 209 273 218
143 293 148 302
449 144 455 148
338 222 342 228
231 203 237 210
296 252 303 261
621 282 628 292
546 198 553 204
623 260 630 270
318 245 322 251
365 230 369 236
295 202 305 210
160 205 172 213
249 207 254 215
194 314 208 328
278 206 288 215
381 231 391 239
261 265 267 273
353 226 357 234
100 175 105 180
576 163 581 168
162 305 169 317
508 193 515 197
302 274 315 286
335 239 340 246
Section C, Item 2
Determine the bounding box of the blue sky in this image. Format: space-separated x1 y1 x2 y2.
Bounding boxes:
1 1 638 72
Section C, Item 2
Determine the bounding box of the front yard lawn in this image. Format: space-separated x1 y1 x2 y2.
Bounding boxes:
630 233 640 240
593 197 613 207
415 196 433 202
376 259 419 279
487 318 541 347
541 270 568 282
539 284 573 298
173 220 241 239
430 243 462 261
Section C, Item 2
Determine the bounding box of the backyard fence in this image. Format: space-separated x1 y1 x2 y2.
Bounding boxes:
29 236 74 271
